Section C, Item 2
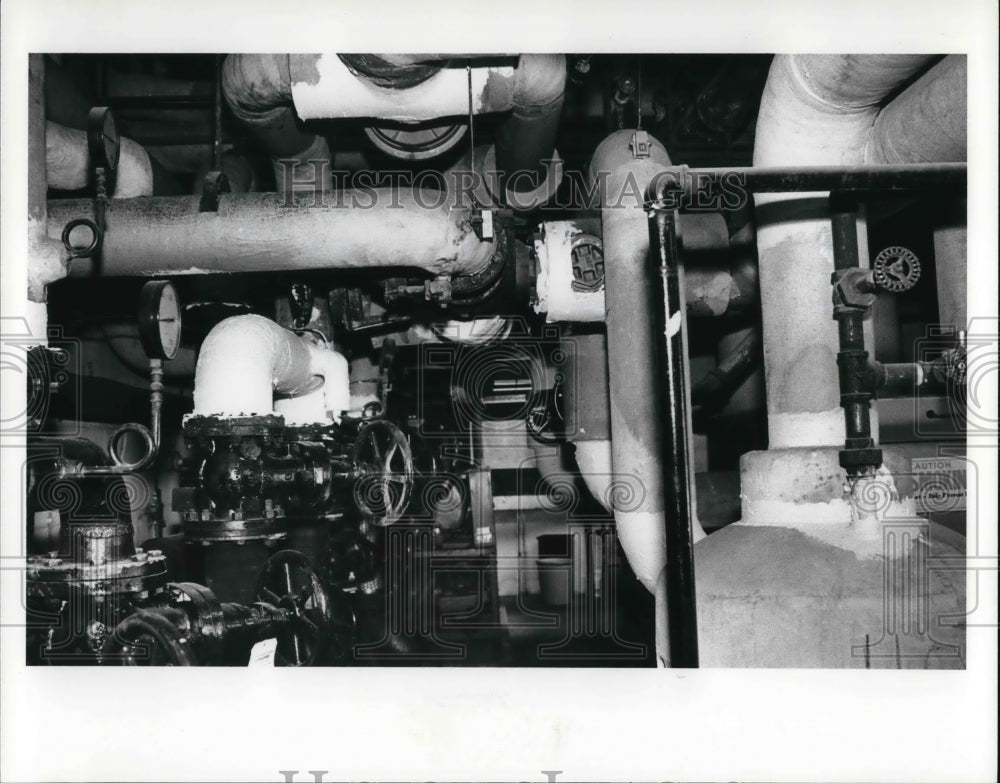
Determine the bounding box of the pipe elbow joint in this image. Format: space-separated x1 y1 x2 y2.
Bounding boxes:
222 54 293 125
513 54 567 113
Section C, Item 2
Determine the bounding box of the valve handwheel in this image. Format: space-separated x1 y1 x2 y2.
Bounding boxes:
351 420 415 526
873 245 921 293
256 550 332 666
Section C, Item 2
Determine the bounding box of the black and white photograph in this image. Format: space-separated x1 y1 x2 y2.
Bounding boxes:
1 1 996 781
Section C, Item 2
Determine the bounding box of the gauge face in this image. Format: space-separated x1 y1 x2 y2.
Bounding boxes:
138 281 182 360
87 106 120 172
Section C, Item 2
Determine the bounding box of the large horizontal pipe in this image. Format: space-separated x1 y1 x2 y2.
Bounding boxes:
47 191 496 278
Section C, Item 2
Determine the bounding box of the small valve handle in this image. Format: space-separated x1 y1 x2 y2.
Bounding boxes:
872 245 921 293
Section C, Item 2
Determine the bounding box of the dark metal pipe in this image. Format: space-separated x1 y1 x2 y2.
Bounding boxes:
647 201 699 668
494 54 567 209
691 327 762 413
830 199 882 477
652 162 966 202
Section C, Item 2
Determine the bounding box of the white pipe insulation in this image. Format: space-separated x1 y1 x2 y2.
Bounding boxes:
288 55 516 121
46 121 154 198
192 315 349 424
752 54 967 449
740 54 968 532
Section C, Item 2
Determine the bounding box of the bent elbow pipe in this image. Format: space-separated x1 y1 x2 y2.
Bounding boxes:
494 54 567 210
222 54 332 196
193 314 348 421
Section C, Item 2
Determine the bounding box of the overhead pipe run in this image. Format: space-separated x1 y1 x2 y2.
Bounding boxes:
192 315 349 424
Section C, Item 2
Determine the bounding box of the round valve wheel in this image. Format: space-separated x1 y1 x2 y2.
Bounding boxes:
102 608 197 666
256 550 332 667
351 420 415 526
873 245 921 292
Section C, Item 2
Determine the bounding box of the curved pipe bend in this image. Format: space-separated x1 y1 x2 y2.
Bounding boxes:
192 315 348 422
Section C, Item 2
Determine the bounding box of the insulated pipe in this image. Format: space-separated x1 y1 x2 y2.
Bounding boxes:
28 55 67 310
587 129 710 594
46 121 154 198
46 191 496 278
192 315 348 421
934 198 968 332
287 55 516 121
493 54 567 210
222 54 333 196
752 54 940 448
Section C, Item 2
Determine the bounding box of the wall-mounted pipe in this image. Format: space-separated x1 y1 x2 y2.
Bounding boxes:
192 314 348 422
46 121 154 198
46 190 496 278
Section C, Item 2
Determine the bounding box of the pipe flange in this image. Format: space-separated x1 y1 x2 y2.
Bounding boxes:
183 514 288 544
26 551 169 599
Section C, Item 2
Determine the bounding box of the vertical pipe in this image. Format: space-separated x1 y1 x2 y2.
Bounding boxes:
648 204 699 668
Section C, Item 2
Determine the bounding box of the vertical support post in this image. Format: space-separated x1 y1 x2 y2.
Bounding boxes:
647 197 699 668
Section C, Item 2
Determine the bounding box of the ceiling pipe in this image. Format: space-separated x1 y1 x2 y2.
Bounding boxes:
192 314 348 423
46 190 496 278
46 121 154 198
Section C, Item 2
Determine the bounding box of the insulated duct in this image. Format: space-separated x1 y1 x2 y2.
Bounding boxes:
192 314 349 423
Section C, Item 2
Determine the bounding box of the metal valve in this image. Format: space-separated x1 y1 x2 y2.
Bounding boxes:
872 245 921 293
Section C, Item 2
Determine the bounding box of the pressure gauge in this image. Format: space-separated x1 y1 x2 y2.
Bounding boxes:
138 281 182 360
87 106 120 172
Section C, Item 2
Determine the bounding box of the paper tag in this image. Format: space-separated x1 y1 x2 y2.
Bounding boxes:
248 638 278 667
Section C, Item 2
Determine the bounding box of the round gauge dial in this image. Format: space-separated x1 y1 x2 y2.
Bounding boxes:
87 106 120 172
138 281 182 360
